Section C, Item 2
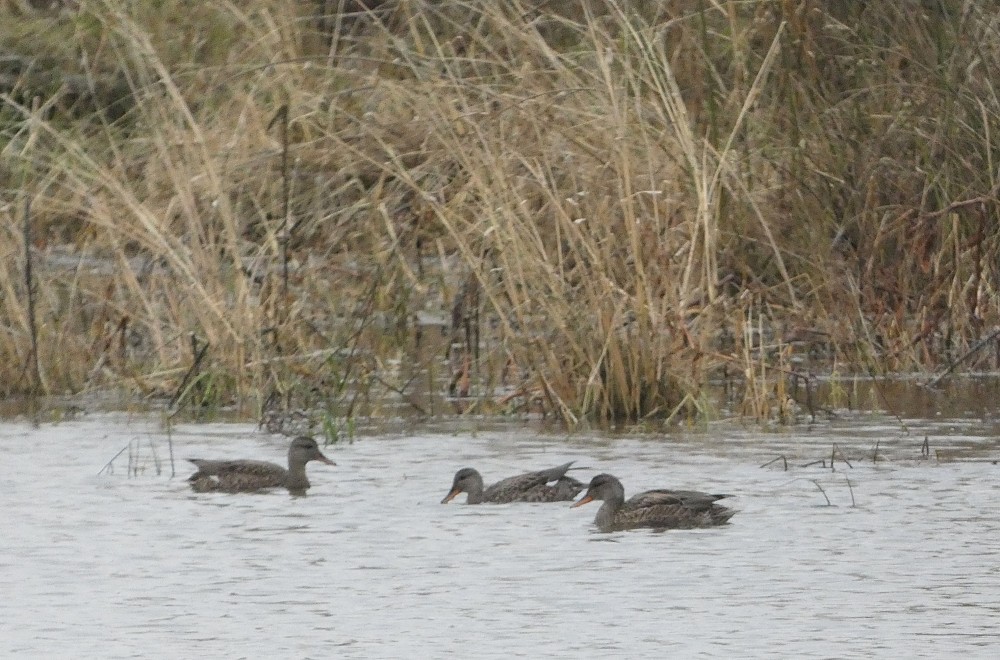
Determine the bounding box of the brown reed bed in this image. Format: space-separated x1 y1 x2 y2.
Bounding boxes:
2 1 1000 426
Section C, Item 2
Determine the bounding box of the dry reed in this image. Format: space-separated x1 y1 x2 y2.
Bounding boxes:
2 1 1000 425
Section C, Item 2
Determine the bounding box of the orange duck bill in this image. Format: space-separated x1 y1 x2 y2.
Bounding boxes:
441 488 461 504
571 494 594 508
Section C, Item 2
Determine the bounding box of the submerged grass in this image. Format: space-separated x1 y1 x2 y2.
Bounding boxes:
2 1 1000 425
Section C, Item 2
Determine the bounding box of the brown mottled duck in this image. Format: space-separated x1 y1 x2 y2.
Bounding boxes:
187 436 335 496
441 462 584 504
572 473 735 532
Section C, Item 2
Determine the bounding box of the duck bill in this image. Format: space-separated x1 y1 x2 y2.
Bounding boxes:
571 494 594 508
316 453 336 466
440 488 461 504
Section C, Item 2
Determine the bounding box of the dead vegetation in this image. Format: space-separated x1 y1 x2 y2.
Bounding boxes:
2 1 1000 426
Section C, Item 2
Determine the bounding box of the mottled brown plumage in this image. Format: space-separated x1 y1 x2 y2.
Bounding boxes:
572 473 735 532
441 462 584 504
187 436 335 495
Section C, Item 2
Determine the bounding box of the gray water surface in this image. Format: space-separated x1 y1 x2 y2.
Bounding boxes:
2 417 998 658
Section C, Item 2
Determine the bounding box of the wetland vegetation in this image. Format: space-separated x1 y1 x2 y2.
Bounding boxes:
2 1 1000 427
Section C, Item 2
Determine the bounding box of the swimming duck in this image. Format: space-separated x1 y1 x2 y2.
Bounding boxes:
572 473 735 532
187 436 335 495
441 462 584 504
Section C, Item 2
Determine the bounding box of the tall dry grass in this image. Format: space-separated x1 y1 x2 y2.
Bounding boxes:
2 0 1000 425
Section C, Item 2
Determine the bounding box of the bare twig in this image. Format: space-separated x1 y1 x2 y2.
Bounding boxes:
803 373 815 423
370 372 429 416
811 479 831 505
925 327 1000 388
168 334 210 410
165 425 175 478
268 104 292 299
844 475 856 507
24 195 41 394
865 366 909 434
917 178 1000 220
148 437 162 475
98 441 131 475
831 443 853 470
760 455 788 470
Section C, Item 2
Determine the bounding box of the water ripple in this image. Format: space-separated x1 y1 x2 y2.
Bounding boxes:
0 418 997 658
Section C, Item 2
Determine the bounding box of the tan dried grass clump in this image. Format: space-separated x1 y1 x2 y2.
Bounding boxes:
3 0 1000 425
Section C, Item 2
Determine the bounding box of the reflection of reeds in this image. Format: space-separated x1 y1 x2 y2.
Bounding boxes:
765 444 857 506
4 2 1000 425
800 445 853 471
98 435 174 478
811 480 830 506
810 477 856 507
760 455 788 471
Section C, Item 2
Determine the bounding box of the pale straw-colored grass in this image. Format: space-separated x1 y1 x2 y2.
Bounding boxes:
2 1 1000 424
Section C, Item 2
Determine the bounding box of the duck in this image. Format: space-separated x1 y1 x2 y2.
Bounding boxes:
572 473 735 532
187 436 335 495
441 462 584 504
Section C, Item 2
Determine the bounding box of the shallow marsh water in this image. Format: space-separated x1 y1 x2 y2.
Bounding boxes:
1 415 998 658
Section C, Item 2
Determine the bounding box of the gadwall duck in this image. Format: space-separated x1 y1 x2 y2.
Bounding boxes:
441 462 584 504
572 473 735 532
187 436 335 495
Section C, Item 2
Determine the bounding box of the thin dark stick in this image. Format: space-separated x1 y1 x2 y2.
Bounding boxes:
268 104 292 299
803 373 816 423
921 435 930 458
872 438 880 462
24 195 41 393
865 365 908 434
148 437 162 476
760 455 788 470
168 334 210 410
788 373 816 422
925 327 1000 388
844 475 856 507
426 317 436 417
802 459 827 468
370 372 429 416
831 443 853 470
98 441 132 475
916 177 1000 220
292 265 385 427
811 479 831 505
165 426 175 478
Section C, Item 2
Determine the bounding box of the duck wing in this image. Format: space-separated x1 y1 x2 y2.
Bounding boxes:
548 474 586 501
187 459 288 493
617 488 736 529
482 461 579 503
627 488 731 509
517 473 586 503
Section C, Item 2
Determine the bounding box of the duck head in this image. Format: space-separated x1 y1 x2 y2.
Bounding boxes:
289 436 336 467
441 467 484 503
571 473 624 507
